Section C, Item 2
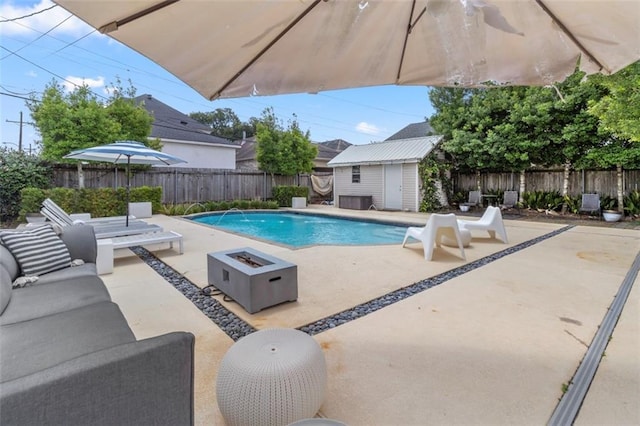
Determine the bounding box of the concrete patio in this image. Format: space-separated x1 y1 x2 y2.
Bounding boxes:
100 206 640 425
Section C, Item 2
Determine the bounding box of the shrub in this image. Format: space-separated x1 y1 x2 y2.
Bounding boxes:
272 186 309 207
563 194 582 214
600 195 618 211
623 190 640 217
522 191 564 211
18 186 162 221
18 188 47 221
0 148 51 222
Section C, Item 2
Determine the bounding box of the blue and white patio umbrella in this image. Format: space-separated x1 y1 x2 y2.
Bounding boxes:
64 141 186 226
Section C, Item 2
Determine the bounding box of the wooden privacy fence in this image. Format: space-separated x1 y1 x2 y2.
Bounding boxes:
50 165 332 204
49 165 638 203
454 169 640 197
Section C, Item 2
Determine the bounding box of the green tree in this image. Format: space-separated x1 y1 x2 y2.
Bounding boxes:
582 63 640 212
189 108 258 140
107 78 156 148
582 137 640 212
29 81 119 162
430 71 604 209
588 61 640 142
27 79 153 187
528 72 606 212
255 107 317 185
0 147 51 222
431 86 538 194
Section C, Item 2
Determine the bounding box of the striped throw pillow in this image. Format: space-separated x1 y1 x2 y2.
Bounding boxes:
1 224 71 277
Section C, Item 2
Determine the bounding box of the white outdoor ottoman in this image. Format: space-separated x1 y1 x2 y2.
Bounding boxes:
216 328 327 426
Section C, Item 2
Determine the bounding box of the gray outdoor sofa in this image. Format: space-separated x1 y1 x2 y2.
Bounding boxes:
0 224 195 425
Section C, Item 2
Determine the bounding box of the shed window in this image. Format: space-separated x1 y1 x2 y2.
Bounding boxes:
352 165 360 183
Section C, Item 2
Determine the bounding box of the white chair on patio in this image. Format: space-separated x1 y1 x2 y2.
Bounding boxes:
40 198 163 239
457 206 508 243
402 213 466 261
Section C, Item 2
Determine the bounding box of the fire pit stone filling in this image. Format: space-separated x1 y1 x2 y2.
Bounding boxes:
207 247 298 314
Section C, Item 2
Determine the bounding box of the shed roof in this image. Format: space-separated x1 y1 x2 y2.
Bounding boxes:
327 136 443 167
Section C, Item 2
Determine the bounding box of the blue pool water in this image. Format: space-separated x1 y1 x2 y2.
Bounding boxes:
191 212 409 247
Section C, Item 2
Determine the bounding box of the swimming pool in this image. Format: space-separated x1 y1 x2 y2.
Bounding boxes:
190 211 409 248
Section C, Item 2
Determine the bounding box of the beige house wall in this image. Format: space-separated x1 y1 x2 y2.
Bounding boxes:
334 165 384 209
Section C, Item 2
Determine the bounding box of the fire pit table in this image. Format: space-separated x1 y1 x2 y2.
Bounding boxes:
207 247 298 314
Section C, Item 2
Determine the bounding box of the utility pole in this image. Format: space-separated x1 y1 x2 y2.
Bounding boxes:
5 111 34 152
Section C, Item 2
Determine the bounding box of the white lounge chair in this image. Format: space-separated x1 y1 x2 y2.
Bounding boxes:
402 213 466 261
42 198 139 226
457 206 508 243
40 199 162 239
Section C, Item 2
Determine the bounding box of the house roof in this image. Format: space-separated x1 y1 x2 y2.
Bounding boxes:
236 137 257 162
319 139 352 152
134 94 238 147
327 136 443 167
315 139 352 161
385 121 435 140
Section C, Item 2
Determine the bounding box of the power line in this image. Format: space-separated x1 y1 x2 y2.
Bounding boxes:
0 4 58 23
47 28 97 56
0 91 34 101
0 45 109 101
1 15 73 60
0 45 78 91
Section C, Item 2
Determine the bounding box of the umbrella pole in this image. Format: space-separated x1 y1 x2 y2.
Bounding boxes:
126 157 130 227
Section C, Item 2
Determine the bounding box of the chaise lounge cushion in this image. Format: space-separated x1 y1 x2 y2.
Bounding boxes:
0 268 11 315
0 245 19 281
0 224 71 277
1 301 136 382
58 223 97 264
0 275 111 326
34 263 98 285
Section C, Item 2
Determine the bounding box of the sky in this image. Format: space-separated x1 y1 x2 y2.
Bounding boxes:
0 0 436 153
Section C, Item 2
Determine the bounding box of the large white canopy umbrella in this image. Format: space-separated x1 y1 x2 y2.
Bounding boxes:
64 141 186 226
55 0 639 99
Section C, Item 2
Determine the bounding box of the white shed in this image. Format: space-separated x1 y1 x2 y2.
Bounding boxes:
327 136 443 212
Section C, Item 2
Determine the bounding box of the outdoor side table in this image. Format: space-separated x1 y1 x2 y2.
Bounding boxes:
216 328 327 426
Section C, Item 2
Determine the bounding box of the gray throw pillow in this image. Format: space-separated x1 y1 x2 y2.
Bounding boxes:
0 224 71 277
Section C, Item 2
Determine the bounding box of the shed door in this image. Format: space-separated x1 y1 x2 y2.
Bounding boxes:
384 164 402 210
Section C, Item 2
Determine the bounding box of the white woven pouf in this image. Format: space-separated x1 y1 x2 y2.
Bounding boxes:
216 328 327 426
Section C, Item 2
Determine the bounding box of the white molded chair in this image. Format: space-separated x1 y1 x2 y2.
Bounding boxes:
402 213 466 261
457 206 508 243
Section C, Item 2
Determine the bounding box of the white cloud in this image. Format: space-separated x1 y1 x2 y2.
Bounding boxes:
63 76 105 92
26 70 38 78
355 121 382 135
1 0 95 37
